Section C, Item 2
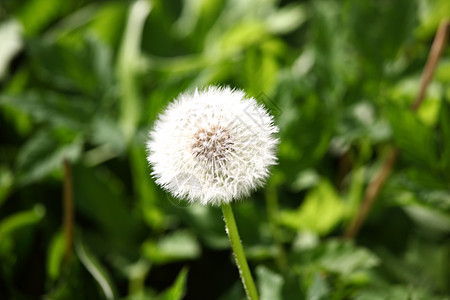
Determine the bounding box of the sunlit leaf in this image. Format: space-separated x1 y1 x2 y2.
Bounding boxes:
265 3 307 34
142 230 201 264
256 266 284 300
279 180 344 235
317 240 379 275
306 273 330 300
415 0 450 39
0 204 45 240
0 20 23 80
46 231 65 281
403 204 450 233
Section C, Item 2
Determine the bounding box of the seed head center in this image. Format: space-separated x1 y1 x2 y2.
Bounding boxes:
192 126 233 162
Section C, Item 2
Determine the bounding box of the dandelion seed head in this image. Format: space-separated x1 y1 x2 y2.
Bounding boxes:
146 86 279 205
191 126 233 163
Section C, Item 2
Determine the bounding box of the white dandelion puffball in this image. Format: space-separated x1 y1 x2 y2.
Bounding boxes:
146 86 279 205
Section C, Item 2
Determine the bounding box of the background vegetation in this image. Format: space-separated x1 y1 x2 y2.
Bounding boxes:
1 0 450 299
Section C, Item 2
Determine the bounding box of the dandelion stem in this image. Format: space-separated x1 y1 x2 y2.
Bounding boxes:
221 203 259 300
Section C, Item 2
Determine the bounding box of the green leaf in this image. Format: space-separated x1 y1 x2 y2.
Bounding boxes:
243 45 279 95
76 237 118 300
175 0 222 37
391 168 450 206
121 258 151 296
157 268 189 300
219 21 267 55
279 180 344 235
403 204 450 234
356 285 414 300
345 167 365 220
0 92 95 131
337 101 391 146
83 117 127 166
415 0 450 39
0 204 45 240
0 165 13 208
142 230 201 264
179 205 229 249
245 244 279 261
46 231 65 281
439 99 450 172
279 94 335 177
218 281 245 300
72 165 136 249
358 284 450 300
256 266 284 300
317 240 379 275
0 20 23 80
345 0 416 73
291 169 320 192
266 3 307 34
306 273 330 300
87 2 128 46
16 130 83 185
290 239 379 281
26 35 114 96
386 103 438 170
17 0 69 36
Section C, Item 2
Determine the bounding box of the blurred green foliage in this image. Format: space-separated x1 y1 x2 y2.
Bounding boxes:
0 0 450 299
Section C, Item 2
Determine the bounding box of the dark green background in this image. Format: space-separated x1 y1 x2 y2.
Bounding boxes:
1 0 450 299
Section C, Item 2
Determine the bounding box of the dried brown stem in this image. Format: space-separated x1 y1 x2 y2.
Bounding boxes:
63 159 74 261
344 149 398 239
412 20 450 111
344 19 450 239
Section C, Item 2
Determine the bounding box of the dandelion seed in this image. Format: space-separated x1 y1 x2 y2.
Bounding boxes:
146 86 279 205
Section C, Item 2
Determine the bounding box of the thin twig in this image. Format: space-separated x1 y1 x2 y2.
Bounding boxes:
344 19 450 239
412 20 450 111
63 159 74 261
344 149 398 239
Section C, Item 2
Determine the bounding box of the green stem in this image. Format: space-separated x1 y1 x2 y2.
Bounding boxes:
117 0 151 142
221 203 259 300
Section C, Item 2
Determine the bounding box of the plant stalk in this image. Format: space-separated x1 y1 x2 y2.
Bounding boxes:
221 202 259 300
344 148 398 239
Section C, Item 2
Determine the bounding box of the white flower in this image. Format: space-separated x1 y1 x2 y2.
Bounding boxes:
146 86 279 205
